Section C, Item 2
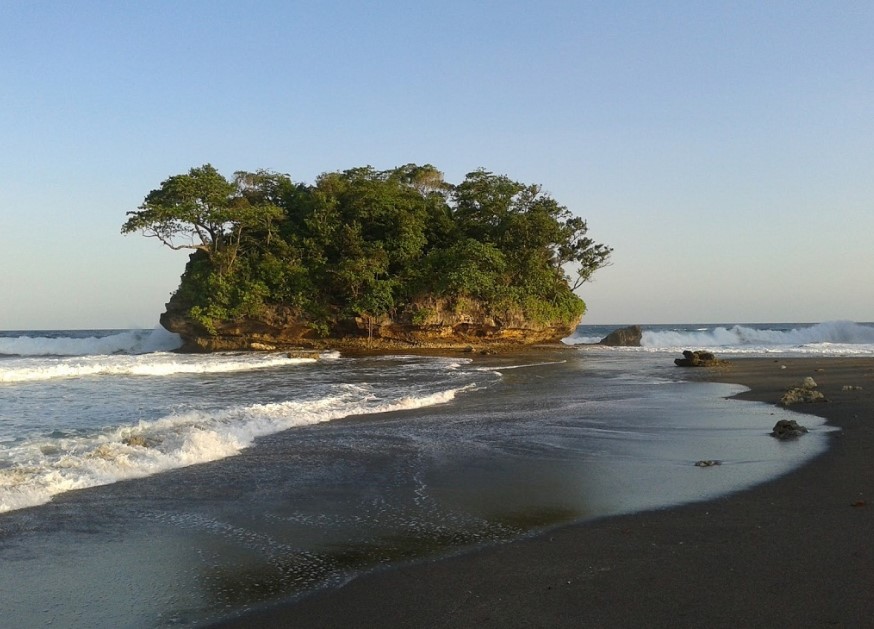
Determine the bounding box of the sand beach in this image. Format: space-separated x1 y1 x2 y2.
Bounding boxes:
213 357 874 628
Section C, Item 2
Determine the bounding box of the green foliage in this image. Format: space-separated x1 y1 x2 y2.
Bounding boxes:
410 307 436 326
423 239 507 300
307 321 331 338
122 164 286 277
126 163 611 334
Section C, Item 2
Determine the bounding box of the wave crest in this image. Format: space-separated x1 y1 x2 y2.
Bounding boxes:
0 327 182 357
0 353 318 384
0 384 471 513
642 321 874 349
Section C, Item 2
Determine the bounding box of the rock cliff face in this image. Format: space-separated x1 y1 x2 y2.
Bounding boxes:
160 295 578 352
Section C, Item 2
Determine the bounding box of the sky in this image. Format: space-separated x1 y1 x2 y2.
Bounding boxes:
1 1 872 329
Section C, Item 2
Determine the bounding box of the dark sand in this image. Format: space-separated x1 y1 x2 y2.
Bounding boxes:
213 357 874 628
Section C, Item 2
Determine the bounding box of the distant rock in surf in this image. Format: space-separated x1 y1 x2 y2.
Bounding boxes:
599 325 642 346
674 350 728 367
122 434 162 448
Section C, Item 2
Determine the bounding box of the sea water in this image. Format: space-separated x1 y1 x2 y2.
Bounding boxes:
0 322 871 627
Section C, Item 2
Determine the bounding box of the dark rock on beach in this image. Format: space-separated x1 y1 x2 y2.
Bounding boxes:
598 325 642 346
674 350 729 367
771 418 809 439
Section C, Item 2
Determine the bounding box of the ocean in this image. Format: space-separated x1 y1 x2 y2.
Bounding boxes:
1 321 873 627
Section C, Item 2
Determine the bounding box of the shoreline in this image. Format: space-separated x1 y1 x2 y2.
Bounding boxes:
212 356 874 628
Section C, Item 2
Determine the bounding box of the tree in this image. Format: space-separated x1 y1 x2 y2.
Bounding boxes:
452 169 524 242
424 239 507 299
126 162 611 337
231 170 289 252
388 163 452 196
121 164 282 275
352 278 396 346
450 169 612 292
558 216 613 290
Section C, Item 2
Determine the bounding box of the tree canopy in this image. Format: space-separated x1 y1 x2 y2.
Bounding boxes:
123 163 611 335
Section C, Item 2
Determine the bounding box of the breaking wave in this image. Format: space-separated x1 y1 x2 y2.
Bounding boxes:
0 327 182 357
641 321 874 353
0 353 317 383
0 385 472 513
566 321 874 355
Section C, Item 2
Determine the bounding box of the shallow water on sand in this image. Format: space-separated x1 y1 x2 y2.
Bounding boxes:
0 351 831 627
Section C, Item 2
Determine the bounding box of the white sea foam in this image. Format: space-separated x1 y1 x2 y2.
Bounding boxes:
476 360 568 371
0 385 471 513
562 331 604 345
0 327 182 357
566 321 874 355
641 321 874 354
0 352 316 383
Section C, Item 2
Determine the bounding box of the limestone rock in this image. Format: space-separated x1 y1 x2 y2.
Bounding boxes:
160 295 578 352
599 325 642 346
674 350 728 367
771 419 809 439
779 376 828 405
780 388 826 405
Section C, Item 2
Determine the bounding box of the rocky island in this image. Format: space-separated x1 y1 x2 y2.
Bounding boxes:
125 163 611 352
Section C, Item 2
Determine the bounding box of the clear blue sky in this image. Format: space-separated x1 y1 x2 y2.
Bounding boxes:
2 1 872 329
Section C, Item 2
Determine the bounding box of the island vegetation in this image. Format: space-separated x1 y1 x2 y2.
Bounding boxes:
122 163 611 350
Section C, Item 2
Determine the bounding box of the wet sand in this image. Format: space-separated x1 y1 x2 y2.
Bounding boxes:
212 357 874 628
